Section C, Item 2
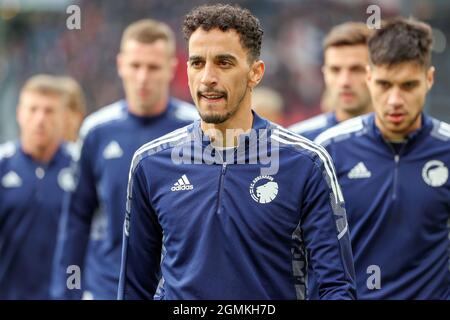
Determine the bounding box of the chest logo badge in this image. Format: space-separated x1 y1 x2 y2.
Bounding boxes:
422 160 448 187
250 175 278 204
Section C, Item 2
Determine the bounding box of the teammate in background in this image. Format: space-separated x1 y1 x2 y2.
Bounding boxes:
58 76 86 143
289 22 373 140
315 18 450 299
51 19 198 300
119 4 356 300
0 75 75 299
251 86 284 125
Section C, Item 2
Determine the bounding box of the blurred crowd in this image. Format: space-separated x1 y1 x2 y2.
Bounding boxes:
1 0 450 141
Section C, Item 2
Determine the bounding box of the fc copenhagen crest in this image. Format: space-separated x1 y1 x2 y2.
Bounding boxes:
250 175 278 204
422 160 448 187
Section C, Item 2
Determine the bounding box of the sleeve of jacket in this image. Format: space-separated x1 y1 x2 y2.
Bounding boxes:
50 134 99 299
300 146 357 300
118 159 162 300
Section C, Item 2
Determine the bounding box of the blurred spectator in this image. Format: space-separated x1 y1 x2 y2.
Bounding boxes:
58 76 86 142
0 74 75 299
289 21 373 140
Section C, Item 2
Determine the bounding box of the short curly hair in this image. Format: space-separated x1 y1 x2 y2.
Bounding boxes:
182 4 263 62
368 17 433 68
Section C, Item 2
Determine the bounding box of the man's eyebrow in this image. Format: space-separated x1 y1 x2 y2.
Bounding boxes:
402 80 420 85
188 55 204 62
216 54 238 62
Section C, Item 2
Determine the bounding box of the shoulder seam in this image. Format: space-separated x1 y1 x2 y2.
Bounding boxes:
289 114 329 134
79 101 126 139
271 127 344 205
314 116 365 145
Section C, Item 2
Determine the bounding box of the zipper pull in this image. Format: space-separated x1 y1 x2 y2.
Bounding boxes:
222 162 227 175
394 155 399 163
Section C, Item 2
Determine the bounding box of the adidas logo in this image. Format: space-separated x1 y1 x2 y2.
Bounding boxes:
171 174 193 191
103 140 123 159
2 171 22 188
348 162 371 179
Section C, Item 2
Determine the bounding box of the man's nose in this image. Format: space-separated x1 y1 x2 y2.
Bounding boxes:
137 67 150 84
337 69 352 88
387 87 404 107
200 62 218 87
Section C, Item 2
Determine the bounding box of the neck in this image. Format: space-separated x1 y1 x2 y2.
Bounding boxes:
21 139 60 163
201 109 253 148
375 113 422 142
127 96 168 117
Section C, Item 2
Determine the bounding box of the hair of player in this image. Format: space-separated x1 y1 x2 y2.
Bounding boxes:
368 17 433 68
58 76 86 115
182 3 263 63
120 19 176 56
21 74 67 101
323 21 374 51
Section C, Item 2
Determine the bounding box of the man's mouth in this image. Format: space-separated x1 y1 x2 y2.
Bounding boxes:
138 88 150 97
339 91 355 101
199 91 226 102
386 112 406 124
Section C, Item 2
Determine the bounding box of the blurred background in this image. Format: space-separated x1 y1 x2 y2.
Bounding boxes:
0 0 449 142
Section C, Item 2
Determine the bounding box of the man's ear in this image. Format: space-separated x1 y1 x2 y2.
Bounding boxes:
16 103 21 124
116 53 124 78
426 66 435 91
248 60 265 89
168 57 178 82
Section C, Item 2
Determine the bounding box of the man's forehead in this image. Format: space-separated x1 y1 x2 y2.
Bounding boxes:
371 62 426 79
189 28 243 50
325 45 369 64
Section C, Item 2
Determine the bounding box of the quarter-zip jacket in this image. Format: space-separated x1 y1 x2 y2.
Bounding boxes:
50 98 198 299
119 112 356 300
316 113 450 299
0 142 75 299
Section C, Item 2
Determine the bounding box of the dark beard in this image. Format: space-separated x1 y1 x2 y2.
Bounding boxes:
199 109 236 124
198 86 248 124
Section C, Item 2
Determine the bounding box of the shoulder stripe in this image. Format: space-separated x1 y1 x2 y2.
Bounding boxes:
288 114 329 134
172 99 199 121
273 127 344 204
272 129 348 240
314 117 364 145
131 130 189 173
127 129 190 206
79 101 125 139
437 122 450 138
134 126 189 156
0 141 16 160
439 121 450 132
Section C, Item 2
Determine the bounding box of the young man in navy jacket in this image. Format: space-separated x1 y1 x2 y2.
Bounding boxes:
50 19 198 300
119 4 356 300
289 22 373 140
0 75 75 299
316 18 450 299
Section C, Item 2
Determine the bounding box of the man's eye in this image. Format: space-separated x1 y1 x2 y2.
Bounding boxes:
191 61 203 68
402 82 417 90
219 60 231 67
377 82 391 89
329 67 340 74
